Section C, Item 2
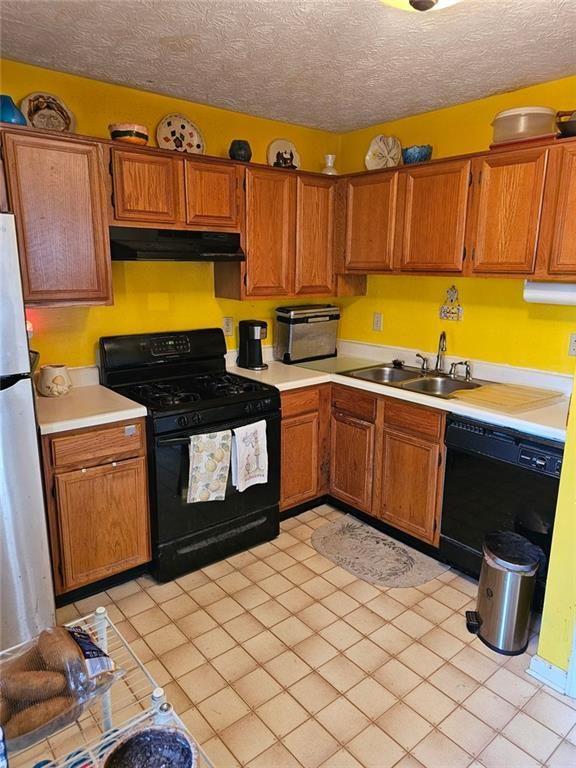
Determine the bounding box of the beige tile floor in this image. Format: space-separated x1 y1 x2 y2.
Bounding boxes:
57 505 576 768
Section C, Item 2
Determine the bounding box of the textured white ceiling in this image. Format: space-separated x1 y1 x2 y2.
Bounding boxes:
1 0 575 131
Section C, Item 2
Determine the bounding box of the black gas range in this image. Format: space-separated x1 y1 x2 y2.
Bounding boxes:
100 329 280 582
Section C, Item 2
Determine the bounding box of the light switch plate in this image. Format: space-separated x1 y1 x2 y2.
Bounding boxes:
372 312 383 332
569 333 576 356
223 317 234 337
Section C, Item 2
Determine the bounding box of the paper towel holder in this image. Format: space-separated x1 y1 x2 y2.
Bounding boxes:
523 281 576 306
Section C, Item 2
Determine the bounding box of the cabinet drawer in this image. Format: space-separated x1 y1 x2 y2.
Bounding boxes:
331 385 377 423
50 420 145 469
384 400 443 441
282 387 320 418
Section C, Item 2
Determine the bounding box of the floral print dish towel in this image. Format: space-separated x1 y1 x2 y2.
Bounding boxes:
187 430 232 503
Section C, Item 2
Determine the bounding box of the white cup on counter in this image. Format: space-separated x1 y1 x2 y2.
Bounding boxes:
36 364 73 397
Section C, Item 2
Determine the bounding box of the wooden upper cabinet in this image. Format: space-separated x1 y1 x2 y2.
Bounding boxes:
245 167 295 296
547 144 576 275
185 160 241 228
2 131 111 304
295 175 335 294
344 171 399 272
469 148 548 274
111 149 180 223
398 159 471 272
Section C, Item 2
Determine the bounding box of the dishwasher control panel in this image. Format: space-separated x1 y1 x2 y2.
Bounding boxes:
518 446 562 477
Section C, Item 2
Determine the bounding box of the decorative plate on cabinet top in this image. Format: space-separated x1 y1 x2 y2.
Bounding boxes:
267 138 301 169
365 135 403 170
156 113 205 154
20 92 75 132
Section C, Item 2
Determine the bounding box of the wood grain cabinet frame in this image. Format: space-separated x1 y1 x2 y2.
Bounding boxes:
280 386 330 511
468 148 549 274
295 175 336 294
2 131 112 305
110 148 180 223
41 418 151 594
546 144 576 275
397 159 471 273
184 160 242 228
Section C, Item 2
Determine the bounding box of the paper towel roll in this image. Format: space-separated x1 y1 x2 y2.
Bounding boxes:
523 281 576 306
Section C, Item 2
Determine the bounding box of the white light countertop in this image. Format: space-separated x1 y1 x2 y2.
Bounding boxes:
35 384 147 435
229 359 570 443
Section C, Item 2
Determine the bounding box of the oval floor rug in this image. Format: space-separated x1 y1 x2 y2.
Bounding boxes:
312 515 450 588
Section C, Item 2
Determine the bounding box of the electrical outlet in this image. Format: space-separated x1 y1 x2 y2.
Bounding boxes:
222 317 234 337
569 333 576 356
372 312 383 332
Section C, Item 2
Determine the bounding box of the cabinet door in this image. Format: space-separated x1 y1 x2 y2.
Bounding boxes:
185 160 240 228
3 132 111 304
295 175 335 294
281 412 319 510
548 144 576 275
469 148 548 274
111 149 179 223
377 429 441 545
399 159 471 272
330 411 375 512
245 168 295 296
56 457 150 591
344 172 399 272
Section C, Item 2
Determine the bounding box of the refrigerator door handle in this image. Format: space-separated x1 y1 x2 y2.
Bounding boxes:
0 373 31 391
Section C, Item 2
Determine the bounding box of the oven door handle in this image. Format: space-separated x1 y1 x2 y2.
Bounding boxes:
157 436 192 447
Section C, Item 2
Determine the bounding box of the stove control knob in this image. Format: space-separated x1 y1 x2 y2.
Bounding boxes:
244 403 254 414
177 415 190 427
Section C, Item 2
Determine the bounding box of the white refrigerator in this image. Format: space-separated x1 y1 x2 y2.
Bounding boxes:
0 213 55 649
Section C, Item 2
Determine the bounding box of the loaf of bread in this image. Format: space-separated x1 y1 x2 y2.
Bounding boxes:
4 695 77 741
2 671 66 702
0 695 10 726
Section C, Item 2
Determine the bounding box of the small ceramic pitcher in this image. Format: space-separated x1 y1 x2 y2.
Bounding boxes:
37 365 72 397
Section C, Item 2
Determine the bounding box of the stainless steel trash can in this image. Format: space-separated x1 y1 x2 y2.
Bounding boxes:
467 531 541 655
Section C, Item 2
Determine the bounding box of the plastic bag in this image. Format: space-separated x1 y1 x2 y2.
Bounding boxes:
0 624 123 752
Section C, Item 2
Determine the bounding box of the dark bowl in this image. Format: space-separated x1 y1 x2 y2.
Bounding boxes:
558 119 576 137
402 144 433 164
102 727 197 768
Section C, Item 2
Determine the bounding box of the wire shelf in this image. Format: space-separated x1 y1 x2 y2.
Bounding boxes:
3 608 213 768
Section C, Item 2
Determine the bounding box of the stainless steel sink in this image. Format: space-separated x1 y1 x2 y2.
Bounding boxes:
401 376 481 398
348 365 422 385
343 363 485 400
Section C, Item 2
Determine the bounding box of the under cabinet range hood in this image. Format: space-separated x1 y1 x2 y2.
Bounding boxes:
109 227 245 262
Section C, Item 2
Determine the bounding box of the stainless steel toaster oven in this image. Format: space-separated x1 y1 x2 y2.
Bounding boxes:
274 305 340 364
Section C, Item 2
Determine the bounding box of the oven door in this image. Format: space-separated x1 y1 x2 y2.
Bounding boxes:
152 412 280 547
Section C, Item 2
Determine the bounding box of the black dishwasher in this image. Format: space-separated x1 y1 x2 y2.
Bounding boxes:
440 415 563 608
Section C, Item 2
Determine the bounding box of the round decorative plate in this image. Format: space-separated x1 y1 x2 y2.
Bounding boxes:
156 114 205 154
365 135 403 170
267 139 300 169
20 92 75 132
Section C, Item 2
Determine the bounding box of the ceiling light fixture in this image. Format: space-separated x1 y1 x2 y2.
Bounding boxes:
380 0 464 11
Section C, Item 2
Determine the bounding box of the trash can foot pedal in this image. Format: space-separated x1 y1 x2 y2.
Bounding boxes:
466 610 482 634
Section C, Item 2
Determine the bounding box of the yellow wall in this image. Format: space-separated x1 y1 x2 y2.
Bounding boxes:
2 60 576 372
537 375 576 672
337 74 576 373
1 59 339 364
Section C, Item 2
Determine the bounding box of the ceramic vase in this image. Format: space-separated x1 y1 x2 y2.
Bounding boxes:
0 95 26 125
37 365 72 397
229 140 252 162
322 154 338 175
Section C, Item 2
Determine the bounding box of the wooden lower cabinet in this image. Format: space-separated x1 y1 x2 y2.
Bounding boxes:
330 411 375 512
280 386 329 511
329 385 377 513
42 418 151 594
373 400 445 546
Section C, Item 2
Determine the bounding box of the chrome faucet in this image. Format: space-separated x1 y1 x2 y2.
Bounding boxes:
434 331 447 373
449 360 472 381
415 353 429 373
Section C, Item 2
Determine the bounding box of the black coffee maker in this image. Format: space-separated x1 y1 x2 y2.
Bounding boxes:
237 320 268 371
